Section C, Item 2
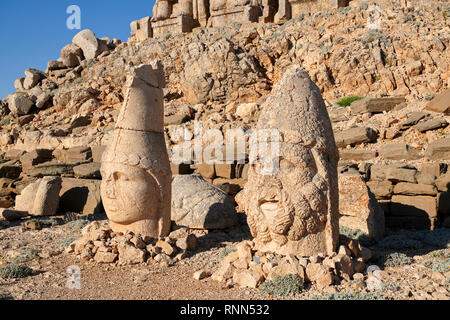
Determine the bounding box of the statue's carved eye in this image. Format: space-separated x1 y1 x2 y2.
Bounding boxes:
113 172 129 181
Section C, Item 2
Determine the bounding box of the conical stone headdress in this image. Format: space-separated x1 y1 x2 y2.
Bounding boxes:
101 61 169 174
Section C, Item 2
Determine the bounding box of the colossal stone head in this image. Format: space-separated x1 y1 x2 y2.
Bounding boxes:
101 62 172 239
239 65 339 257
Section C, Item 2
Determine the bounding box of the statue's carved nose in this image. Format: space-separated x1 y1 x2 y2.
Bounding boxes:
105 178 117 199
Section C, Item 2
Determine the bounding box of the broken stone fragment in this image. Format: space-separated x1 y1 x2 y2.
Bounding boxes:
175 234 198 251
117 242 146 265
425 88 450 114
72 29 103 60
7 93 34 116
0 209 29 221
334 126 378 148
232 269 264 288
156 240 175 256
94 252 118 263
193 270 211 280
15 176 62 216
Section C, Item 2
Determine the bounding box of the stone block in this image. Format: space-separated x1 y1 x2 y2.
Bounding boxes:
334 127 378 148
366 180 393 199
425 88 450 114
215 163 236 179
171 163 194 175
390 195 437 218
350 96 406 115
59 178 103 214
339 149 378 161
379 143 422 160
20 149 53 169
339 173 385 240
208 6 261 28
425 138 450 160
152 15 193 38
53 147 92 164
393 183 437 196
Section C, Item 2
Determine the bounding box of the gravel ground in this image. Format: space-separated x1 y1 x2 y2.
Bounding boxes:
0 217 449 300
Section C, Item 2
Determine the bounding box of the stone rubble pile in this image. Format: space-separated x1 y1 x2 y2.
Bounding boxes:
198 236 371 290
66 221 198 265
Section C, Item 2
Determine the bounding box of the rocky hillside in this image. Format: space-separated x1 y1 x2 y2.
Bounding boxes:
0 0 449 231
0 0 448 153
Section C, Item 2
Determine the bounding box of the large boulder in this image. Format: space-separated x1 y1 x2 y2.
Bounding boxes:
171 174 238 229
61 43 85 68
7 93 34 115
72 29 105 60
23 68 45 90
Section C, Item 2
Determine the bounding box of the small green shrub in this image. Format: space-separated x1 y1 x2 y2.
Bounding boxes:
378 252 413 268
29 217 60 227
64 219 89 231
0 264 33 279
430 258 450 273
335 96 364 107
430 249 450 259
359 1 369 10
1 117 10 126
59 237 79 248
11 248 41 264
377 234 424 250
416 229 450 248
339 226 375 247
218 248 237 261
380 283 399 292
425 93 437 101
311 292 384 300
259 274 304 297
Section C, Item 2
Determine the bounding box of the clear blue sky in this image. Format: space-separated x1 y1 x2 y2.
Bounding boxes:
0 0 156 99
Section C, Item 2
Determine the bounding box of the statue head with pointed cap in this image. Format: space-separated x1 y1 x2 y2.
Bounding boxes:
100 61 172 239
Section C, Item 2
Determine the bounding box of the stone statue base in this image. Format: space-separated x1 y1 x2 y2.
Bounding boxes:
208 6 261 28
152 15 194 38
253 232 330 257
109 219 170 239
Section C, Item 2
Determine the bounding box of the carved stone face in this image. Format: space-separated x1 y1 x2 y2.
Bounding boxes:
101 163 160 225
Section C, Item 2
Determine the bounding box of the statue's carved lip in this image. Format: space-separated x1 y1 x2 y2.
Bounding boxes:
106 205 117 212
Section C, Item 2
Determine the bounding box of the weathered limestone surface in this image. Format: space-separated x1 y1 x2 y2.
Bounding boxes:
59 178 103 214
15 176 62 216
238 65 339 256
339 173 385 240
425 88 450 114
100 62 172 239
171 174 238 229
